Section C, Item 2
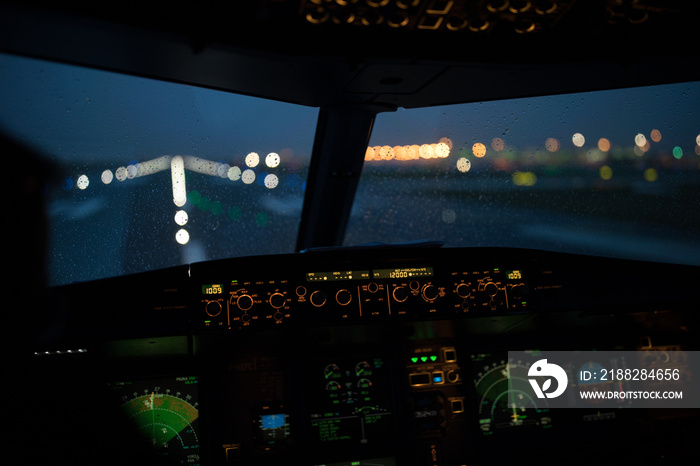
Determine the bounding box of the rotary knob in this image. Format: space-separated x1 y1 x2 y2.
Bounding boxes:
310 290 327 307
236 294 254 311
336 289 352 306
455 283 471 299
511 284 528 299
483 282 498 297
269 292 286 309
393 286 409 302
205 300 222 317
422 284 439 302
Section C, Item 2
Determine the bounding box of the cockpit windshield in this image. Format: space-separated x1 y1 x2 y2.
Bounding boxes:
0 52 319 285
348 83 700 265
2 52 699 287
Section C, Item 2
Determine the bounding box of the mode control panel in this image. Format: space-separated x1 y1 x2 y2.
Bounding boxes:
197 253 535 331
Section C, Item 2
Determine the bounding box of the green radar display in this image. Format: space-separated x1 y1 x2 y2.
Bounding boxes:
471 354 552 436
110 375 200 465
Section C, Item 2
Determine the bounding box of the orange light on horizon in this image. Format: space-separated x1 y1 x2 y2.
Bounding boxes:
491 138 505 152
545 138 560 152
365 141 452 161
472 142 487 158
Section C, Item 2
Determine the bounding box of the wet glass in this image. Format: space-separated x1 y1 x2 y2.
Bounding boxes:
0 53 319 285
347 82 700 265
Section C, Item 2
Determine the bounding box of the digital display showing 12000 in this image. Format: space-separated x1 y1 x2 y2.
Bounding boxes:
372 267 433 280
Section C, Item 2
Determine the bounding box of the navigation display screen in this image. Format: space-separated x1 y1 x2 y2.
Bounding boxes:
109 375 200 465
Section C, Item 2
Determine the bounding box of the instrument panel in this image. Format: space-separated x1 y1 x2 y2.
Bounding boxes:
197 248 534 332
39 247 700 466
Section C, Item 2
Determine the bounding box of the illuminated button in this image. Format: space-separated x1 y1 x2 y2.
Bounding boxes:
450 398 464 414
443 348 457 362
225 446 240 462
432 371 445 384
409 373 432 386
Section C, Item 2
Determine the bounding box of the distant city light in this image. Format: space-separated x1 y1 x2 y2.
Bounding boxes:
115 166 128 181
175 228 190 245
644 168 659 182
264 174 279 189
456 157 471 173
598 138 611 152
77 174 89 190
651 129 662 142
545 138 560 152
491 137 505 152
441 209 457 224
599 165 613 180
635 133 647 148
266 152 281 168
439 137 453 150
673 146 684 159
586 149 606 164
572 133 585 148
472 142 486 158
241 169 256 184
419 144 435 159
434 142 450 158
228 166 241 181
365 141 451 161
101 170 113 184
512 171 537 186
245 152 260 168
175 210 188 226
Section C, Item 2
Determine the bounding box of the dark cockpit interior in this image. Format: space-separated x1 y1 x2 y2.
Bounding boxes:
2 1 700 465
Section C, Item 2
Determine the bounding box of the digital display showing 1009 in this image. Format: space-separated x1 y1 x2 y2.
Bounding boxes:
202 284 223 295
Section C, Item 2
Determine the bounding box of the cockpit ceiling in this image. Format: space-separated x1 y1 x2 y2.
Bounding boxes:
1 0 699 107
